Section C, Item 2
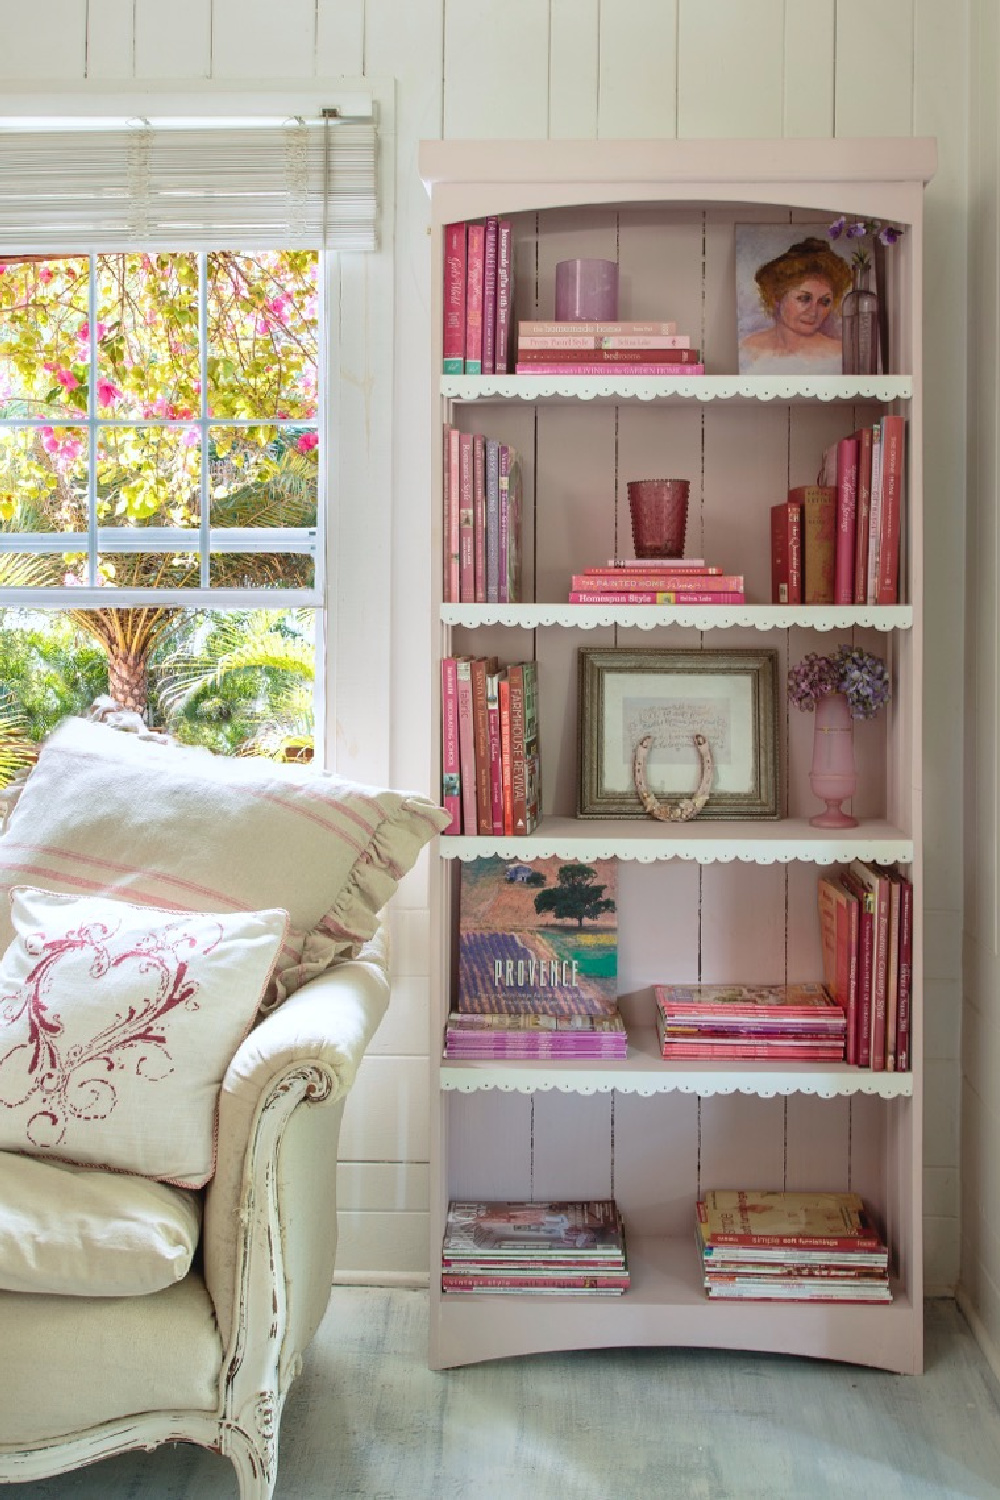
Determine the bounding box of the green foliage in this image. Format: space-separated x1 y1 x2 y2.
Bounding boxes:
0 611 108 744
533 863 616 929
0 687 36 789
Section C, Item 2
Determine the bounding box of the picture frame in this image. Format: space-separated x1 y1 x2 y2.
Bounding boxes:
734 223 855 376
577 647 780 820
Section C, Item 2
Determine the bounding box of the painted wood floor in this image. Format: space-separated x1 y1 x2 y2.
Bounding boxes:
9 1292 1000 1499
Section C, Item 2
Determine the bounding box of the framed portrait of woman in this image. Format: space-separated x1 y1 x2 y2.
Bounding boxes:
735 225 854 375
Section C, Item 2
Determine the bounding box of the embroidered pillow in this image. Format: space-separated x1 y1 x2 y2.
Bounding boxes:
0 1152 201 1296
0 716 451 1006
0 887 288 1187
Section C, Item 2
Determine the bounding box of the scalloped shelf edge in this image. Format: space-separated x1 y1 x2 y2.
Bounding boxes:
438 1074 914 1099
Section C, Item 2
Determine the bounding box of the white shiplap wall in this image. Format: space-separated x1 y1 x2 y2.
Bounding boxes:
0 0 968 1296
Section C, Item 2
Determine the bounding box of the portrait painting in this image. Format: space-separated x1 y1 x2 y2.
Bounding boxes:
735 224 854 375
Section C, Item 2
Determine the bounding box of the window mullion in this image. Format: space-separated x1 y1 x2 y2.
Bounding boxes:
87 253 98 587
199 250 210 590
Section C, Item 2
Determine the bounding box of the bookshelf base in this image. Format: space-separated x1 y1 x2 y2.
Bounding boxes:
429 1234 919 1374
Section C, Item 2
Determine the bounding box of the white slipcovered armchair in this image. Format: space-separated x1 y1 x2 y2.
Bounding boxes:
0 933 388 1499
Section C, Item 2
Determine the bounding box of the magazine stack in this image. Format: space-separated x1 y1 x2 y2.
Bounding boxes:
441 1200 629 1295
696 1190 892 1303
654 983 847 1062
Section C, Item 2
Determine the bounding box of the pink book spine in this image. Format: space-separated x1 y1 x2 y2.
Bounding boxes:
455 658 477 835
442 222 466 374
516 346 701 365
440 657 461 835
498 444 511 604
486 671 504 835
464 222 485 375
516 361 705 376
517 333 692 350
569 590 745 604
446 426 461 603
856 899 874 1067
852 425 873 606
498 674 513 835
481 217 498 376
896 876 913 1071
866 425 883 605
459 431 474 603
599 558 709 571
495 221 513 374
571 573 744 592
876 413 905 604
518 319 678 336
473 432 487 603
835 435 858 606
870 872 890 1071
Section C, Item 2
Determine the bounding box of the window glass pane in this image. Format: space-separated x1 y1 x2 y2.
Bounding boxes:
209 425 318 528
209 554 314 590
0 553 87 587
96 553 201 589
0 256 90 418
97 426 201 527
96 253 200 420
207 251 318 420
0 426 88 532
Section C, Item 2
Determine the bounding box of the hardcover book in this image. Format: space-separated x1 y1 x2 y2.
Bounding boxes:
442 221 467 374
789 484 836 605
482 216 498 376
495 220 513 373
770 500 803 604
464 221 485 375
698 1190 881 1250
440 656 461 835
458 854 617 1016
876 413 905 604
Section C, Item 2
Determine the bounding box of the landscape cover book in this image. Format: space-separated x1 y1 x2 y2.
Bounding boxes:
458 855 617 1016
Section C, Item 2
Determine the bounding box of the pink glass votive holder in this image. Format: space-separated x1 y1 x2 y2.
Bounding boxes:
554 258 619 323
627 479 690 559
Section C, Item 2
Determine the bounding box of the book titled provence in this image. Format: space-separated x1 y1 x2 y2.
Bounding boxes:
458 855 617 1015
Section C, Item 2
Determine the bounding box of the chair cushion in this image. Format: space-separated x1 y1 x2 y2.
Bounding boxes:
0 887 288 1186
0 1152 201 1296
0 715 451 1006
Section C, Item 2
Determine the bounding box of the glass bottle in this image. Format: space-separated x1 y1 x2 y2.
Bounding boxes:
841 257 879 375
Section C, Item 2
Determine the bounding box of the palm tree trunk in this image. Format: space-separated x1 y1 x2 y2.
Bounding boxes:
68 606 175 719
107 652 150 715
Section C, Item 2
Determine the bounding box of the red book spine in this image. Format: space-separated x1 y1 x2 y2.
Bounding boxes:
876 413 905 604
486 670 504 835
895 875 913 1071
481 217 498 376
770 501 803 604
568 590 745 604
852 425 873 606
445 425 460 603
835 435 858 605
455 657 477 834
515 345 702 364
495 220 513 374
870 870 890 1071
472 432 486 603
836 878 860 1067
458 430 474 603
790 485 836 605
471 656 493 836
464 222 485 375
442 222 466 374
842 870 874 1067
498 673 513 835
440 657 461 835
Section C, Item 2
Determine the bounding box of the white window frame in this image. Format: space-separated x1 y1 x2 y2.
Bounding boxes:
0 82 396 783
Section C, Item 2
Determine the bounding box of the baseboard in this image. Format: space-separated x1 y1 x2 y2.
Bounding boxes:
957 1287 1000 1385
335 1270 430 1290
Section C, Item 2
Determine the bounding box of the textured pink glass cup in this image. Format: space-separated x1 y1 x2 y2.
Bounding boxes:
808 691 859 828
554 258 619 322
627 479 690 559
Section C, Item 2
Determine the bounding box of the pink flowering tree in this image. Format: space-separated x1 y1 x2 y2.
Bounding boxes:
0 251 319 712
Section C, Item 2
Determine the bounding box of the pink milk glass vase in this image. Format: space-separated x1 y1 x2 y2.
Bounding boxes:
808 691 858 828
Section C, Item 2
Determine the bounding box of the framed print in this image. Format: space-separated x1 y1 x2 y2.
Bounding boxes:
577 647 780 820
735 224 854 376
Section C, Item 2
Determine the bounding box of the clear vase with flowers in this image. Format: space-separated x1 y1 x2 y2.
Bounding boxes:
788 645 891 828
828 215 904 376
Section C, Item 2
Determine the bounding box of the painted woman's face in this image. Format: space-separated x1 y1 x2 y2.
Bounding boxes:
775 277 835 336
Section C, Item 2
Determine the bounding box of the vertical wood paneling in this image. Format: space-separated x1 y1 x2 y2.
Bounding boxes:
86 0 135 79
701 864 786 986
677 0 784 140
616 860 700 1000
783 0 836 137
211 0 315 77
443 0 549 139
0 0 86 77
785 1097 851 1190
613 1093 698 1235
532 1094 613 1201
700 1096 785 1191
834 0 914 137
598 0 677 139
341 1056 430 1161
134 0 211 77
549 0 599 139
446 1092 533 1198
316 0 366 76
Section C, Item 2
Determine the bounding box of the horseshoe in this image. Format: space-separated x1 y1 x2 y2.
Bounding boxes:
632 733 714 822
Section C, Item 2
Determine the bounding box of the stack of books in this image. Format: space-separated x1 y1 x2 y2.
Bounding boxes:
443 217 514 375
654 982 847 1061
441 658 539 837
696 1189 892 1303
770 413 905 605
442 426 522 605
817 862 914 1071
446 855 626 1060
568 557 744 606
442 1199 630 1295
514 319 704 376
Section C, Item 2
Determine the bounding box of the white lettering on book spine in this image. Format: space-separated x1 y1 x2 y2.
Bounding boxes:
494 959 580 988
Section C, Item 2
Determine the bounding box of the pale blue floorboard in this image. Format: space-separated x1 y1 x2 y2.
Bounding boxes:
7 1292 1000 1499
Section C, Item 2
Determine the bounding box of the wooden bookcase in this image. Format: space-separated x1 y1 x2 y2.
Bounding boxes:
420 137 936 1374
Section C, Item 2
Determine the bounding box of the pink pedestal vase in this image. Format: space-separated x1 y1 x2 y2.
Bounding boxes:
808 691 858 828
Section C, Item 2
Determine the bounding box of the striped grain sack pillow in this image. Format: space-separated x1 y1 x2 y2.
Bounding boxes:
0 717 451 1007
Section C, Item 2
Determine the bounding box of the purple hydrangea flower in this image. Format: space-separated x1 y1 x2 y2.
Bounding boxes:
787 645 890 720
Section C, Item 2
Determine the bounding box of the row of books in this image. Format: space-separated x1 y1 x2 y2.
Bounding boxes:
818 862 913 1071
654 982 847 1062
442 426 522 605
443 217 514 375
568 557 744 606
697 1190 892 1303
441 659 539 837
771 414 905 606
514 317 704 376
441 1199 630 1295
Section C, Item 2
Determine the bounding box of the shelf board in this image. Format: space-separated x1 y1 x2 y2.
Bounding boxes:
439 818 912 865
442 602 913 632
439 1025 913 1098
441 373 913 405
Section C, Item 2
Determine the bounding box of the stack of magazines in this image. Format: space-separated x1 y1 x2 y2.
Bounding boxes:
441 1199 629 1295
654 982 847 1061
444 1010 627 1059
697 1189 891 1302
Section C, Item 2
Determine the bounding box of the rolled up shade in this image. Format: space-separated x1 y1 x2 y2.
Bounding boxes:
0 116 378 252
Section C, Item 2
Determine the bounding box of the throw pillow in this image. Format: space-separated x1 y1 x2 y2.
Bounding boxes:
0 1152 201 1296
0 716 451 1006
0 887 288 1187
